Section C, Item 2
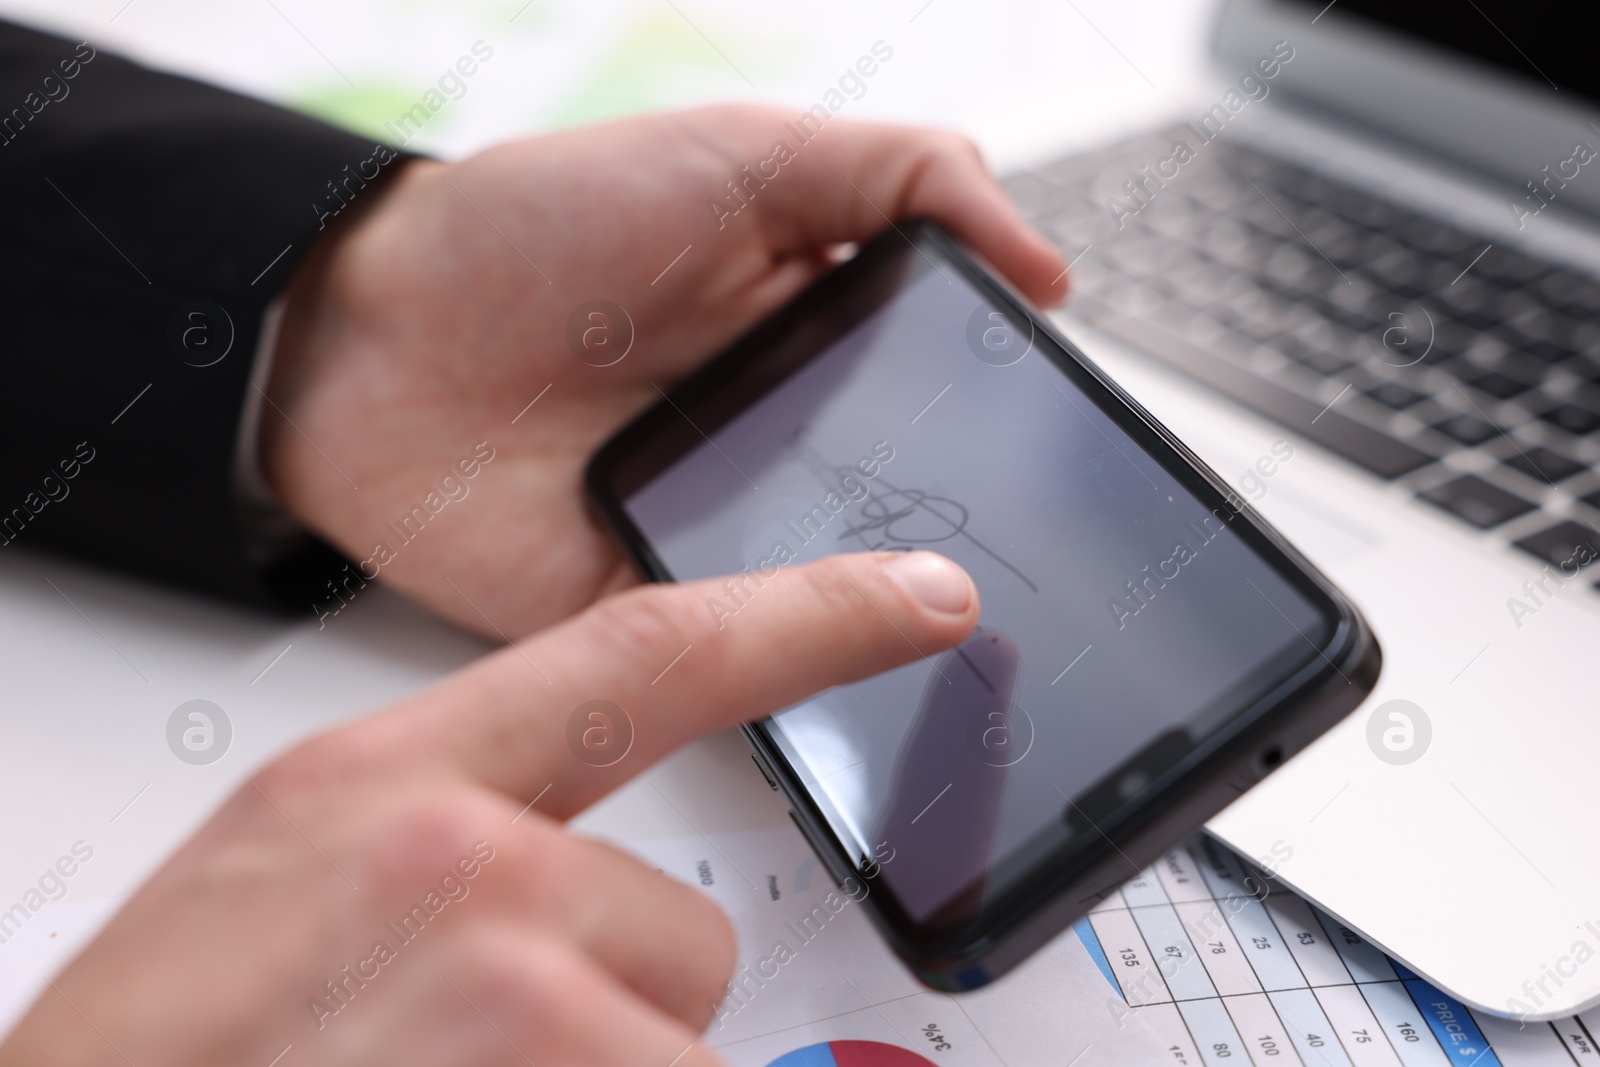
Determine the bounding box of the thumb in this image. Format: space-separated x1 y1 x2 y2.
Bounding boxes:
403 551 979 816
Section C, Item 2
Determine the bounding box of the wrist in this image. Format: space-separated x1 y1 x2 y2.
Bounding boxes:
261 157 443 537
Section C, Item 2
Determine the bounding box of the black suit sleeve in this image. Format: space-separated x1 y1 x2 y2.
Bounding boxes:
0 20 405 609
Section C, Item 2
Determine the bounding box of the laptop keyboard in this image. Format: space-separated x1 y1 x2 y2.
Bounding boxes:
1005 131 1600 590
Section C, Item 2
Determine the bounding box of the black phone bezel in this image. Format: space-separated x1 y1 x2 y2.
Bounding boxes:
585 220 1379 990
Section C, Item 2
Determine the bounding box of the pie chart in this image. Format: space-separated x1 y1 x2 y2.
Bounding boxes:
765 1041 937 1067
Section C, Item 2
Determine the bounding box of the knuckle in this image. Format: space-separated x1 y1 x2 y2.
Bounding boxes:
446 925 574 1016
495 823 573 901
798 555 875 618
364 793 501 889
905 127 984 175
584 584 710 665
942 130 985 166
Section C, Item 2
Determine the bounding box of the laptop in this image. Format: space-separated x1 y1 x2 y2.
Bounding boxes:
1003 0 1600 1023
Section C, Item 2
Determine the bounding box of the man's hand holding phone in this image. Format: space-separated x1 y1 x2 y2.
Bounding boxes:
263 105 1065 640
0 552 978 1067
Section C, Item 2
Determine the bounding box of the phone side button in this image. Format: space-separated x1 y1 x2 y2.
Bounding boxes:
750 752 780 790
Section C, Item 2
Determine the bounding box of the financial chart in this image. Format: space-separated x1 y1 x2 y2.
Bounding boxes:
1074 835 1596 1066
768 1040 941 1067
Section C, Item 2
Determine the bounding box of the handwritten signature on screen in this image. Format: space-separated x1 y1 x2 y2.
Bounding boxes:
839 477 1038 593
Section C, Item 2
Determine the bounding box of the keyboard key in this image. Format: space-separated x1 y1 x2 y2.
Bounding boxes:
1319 275 1383 310
1204 216 1263 254
1566 357 1600 387
1301 212 1353 251
1417 475 1537 528
1513 520 1600 571
1582 488 1600 512
1318 228 1377 266
1538 403 1600 435
1433 278 1506 320
1440 350 1518 387
1509 306 1582 345
1432 412 1500 445
1476 247 1549 285
1264 246 1340 294
1239 201 1305 242
1421 316 1476 364
1504 446 1587 484
1216 144 1279 180
1501 289 1547 321
1464 370 1534 399
1272 165 1340 203
1365 381 1429 409
1366 248 1439 297
1482 350 1549 384
1536 269 1598 307
1398 217 1479 256
1516 340 1579 365
1564 281 1600 314
1452 307 1503 330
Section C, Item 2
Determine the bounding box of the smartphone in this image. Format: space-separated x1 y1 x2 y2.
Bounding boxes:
586 220 1379 990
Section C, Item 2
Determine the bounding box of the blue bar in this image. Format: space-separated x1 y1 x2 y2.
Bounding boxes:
1402 979 1502 1067
1075 916 1120 994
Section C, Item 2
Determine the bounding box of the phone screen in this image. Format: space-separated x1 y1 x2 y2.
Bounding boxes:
619 244 1330 928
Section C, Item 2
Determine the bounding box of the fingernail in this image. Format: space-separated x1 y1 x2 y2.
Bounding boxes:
881 551 973 615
